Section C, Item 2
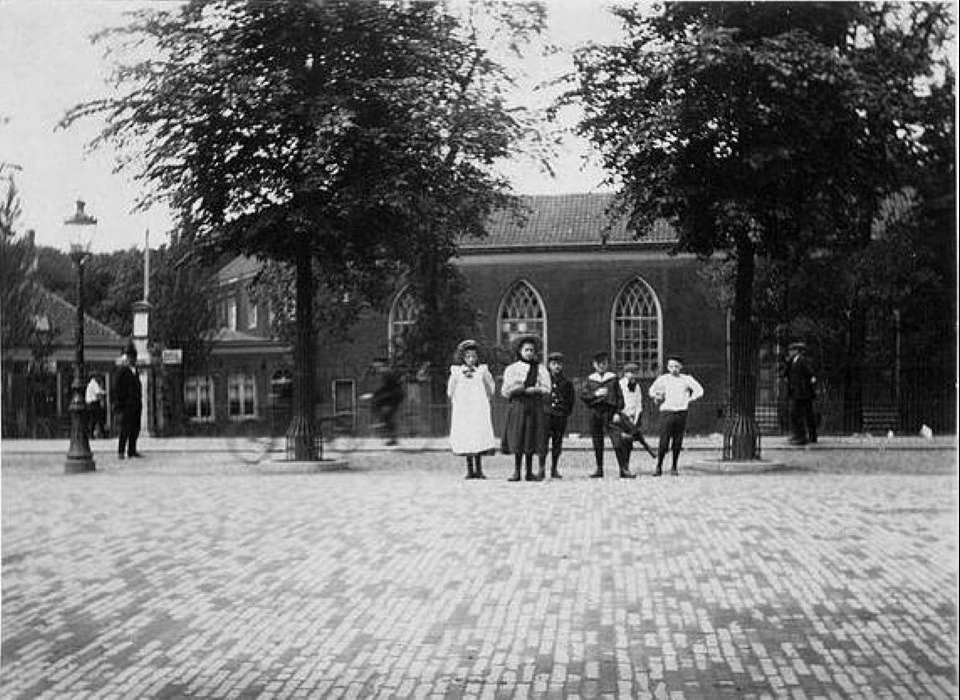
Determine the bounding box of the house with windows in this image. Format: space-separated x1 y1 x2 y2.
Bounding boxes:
204 193 741 438
1 287 125 439
174 256 292 435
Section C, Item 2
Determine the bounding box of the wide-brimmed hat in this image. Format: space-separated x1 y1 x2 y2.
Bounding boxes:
592 349 610 362
456 339 479 360
547 351 565 362
788 341 807 351
623 362 640 373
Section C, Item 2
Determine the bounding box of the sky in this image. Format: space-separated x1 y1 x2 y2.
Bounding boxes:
0 0 625 253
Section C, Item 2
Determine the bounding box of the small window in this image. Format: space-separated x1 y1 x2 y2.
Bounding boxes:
226 298 237 331
228 373 257 420
185 376 215 422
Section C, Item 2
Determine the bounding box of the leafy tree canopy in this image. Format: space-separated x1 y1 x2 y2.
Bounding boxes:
63 0 548 312
1 170 42 352
570 1 954 262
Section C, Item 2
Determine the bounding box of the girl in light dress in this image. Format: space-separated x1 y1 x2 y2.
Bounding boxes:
447 339 497 479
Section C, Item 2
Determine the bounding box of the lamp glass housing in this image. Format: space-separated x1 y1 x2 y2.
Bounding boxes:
63 200 98 252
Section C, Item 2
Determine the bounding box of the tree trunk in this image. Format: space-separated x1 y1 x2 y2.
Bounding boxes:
287 253 318 460
723 240 761 461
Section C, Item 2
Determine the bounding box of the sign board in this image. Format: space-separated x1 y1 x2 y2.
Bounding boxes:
162 348 183 365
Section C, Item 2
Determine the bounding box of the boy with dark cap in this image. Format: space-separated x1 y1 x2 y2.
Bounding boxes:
538 351 575 479
617 362 658 463
580 350 635 479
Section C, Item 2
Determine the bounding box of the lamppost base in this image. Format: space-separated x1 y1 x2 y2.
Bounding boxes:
64 455 97 473
65 389 96 473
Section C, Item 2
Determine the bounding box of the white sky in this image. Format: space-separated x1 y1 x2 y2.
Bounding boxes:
0 0 625 253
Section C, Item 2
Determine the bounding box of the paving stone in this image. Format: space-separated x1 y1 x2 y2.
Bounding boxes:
1 445 956 698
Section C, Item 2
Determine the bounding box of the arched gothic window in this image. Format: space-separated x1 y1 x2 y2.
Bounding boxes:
612 276 661 377
498 280 546 350
389 286 420 356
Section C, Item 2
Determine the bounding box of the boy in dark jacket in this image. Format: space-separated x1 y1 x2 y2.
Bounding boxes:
538 351 575 480
580 351 634 479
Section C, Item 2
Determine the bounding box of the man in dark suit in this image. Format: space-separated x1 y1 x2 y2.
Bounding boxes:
785 341 818 445
114 342 143 459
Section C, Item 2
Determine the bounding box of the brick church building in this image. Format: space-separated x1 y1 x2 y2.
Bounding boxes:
201 193 736 440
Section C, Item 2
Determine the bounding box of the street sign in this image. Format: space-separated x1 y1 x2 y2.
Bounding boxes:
162 348 183 365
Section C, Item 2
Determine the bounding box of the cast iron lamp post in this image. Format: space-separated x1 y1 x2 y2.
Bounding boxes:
64 200 98 473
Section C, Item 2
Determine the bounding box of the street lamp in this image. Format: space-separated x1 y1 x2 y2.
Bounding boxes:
64 200 97 473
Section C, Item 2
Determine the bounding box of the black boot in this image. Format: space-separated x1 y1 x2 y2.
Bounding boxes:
524 456 536 482
465 457 476 480
619 466 636 479
550 456 562 479
474 455 486 479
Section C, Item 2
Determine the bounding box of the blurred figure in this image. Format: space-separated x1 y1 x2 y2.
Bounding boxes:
784 341 818 445
85 374 107 438
370 359 405 446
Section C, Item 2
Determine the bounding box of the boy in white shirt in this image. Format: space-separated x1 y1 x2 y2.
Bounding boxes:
618 363 657 462
648 356 704 476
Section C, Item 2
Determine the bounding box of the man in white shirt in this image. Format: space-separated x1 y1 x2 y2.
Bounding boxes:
648 356 704 476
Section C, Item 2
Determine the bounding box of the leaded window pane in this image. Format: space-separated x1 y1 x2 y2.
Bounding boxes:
389 287 421 355
613 278 660 377
500 281 545 348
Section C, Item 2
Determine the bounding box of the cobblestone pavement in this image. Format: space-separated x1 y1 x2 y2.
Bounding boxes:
1 442 957 699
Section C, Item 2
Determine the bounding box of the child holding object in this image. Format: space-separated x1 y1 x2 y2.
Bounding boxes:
581 350 634 479
447 339 497 479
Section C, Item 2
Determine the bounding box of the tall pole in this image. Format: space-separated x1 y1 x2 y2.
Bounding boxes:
65 248 95 472
64 200 97 473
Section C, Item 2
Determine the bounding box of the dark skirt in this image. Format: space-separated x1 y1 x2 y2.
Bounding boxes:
501 396 546 456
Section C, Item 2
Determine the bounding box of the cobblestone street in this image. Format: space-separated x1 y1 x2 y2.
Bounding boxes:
2 440 957 699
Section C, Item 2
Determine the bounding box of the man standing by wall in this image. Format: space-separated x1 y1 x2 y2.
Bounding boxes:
114 342 143 459
785 341 818 445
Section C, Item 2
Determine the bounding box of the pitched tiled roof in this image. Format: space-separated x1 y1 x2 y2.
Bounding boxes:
35 287 123 344
462 193 676 250
216 255 263 284
215 194 675 278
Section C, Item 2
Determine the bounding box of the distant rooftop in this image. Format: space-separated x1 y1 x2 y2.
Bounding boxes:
35 287 122 345
461 193 675 250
